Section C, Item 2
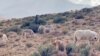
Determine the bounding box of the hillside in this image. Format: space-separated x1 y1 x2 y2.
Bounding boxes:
0 6 100 56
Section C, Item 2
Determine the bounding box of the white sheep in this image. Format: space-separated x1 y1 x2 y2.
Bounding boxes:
74 30 99 44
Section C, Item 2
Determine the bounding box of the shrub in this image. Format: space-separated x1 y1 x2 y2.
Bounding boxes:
32 44 56 56
94 43 100 51
28 24 39 33
0 22 3 26
4 25 21 33
53 17 66 24
9 26 21 32
66 43 77 56
38 44 55 56
75 14 84 19
81 8 92 13
21 22 30 28
34 15 47 25
32 52 41 56
21 15 47 33
34 18 47 25
21 22 40 33
26 43 33 48
78 43 89 50
58 43 65 51
80 46 90 56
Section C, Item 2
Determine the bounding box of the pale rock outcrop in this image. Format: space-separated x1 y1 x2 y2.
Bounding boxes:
2 34 8 43
0 33 8 47
38 25 56 34
21 29 34 38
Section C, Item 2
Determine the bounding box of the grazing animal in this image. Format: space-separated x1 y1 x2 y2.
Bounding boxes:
74 30 99 45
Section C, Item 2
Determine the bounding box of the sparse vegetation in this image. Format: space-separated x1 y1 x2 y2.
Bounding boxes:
4 25 21 33
34 15 47 25
21 15 47 33
80 45 90 56
0 22 3 26
26 43 33 48
58 43 65 51
53 17 66 23
75 14 84 19
32 44 55 56
66 43 77 56
28 24 40 33
0 5 100 56
32 52 41 56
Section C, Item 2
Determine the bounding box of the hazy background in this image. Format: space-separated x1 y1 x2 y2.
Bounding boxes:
0 0 99 19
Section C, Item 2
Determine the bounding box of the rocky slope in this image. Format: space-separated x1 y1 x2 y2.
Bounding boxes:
0 6 100 56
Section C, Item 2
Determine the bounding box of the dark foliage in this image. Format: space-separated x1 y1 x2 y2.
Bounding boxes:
21 22 30 28
21 15 47 33
53 17 66 23
28 24 39 33
34 15 47 25
58 43 65 51
4 26 21 33
66 44 76 56
75 14 84 19
81 8 92 13
38 45 55 56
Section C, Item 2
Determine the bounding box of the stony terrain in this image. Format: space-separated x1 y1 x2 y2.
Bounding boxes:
0 6 100 56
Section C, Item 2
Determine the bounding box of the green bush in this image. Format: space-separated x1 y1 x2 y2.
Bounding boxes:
58 43 65 51
38 44 55 56
0 22 3 26
4 25 21 33
21 15 47 33
26 43 33 48
32 52 41 56
21 22 30 28
78 43 89 50
34 18 47 25
81 8 92 13
28 24 40 33
66 43 77 56
53 17 66 24
80 46 90 56
32 44 55 56
34 15 47 25
75 14 84 19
